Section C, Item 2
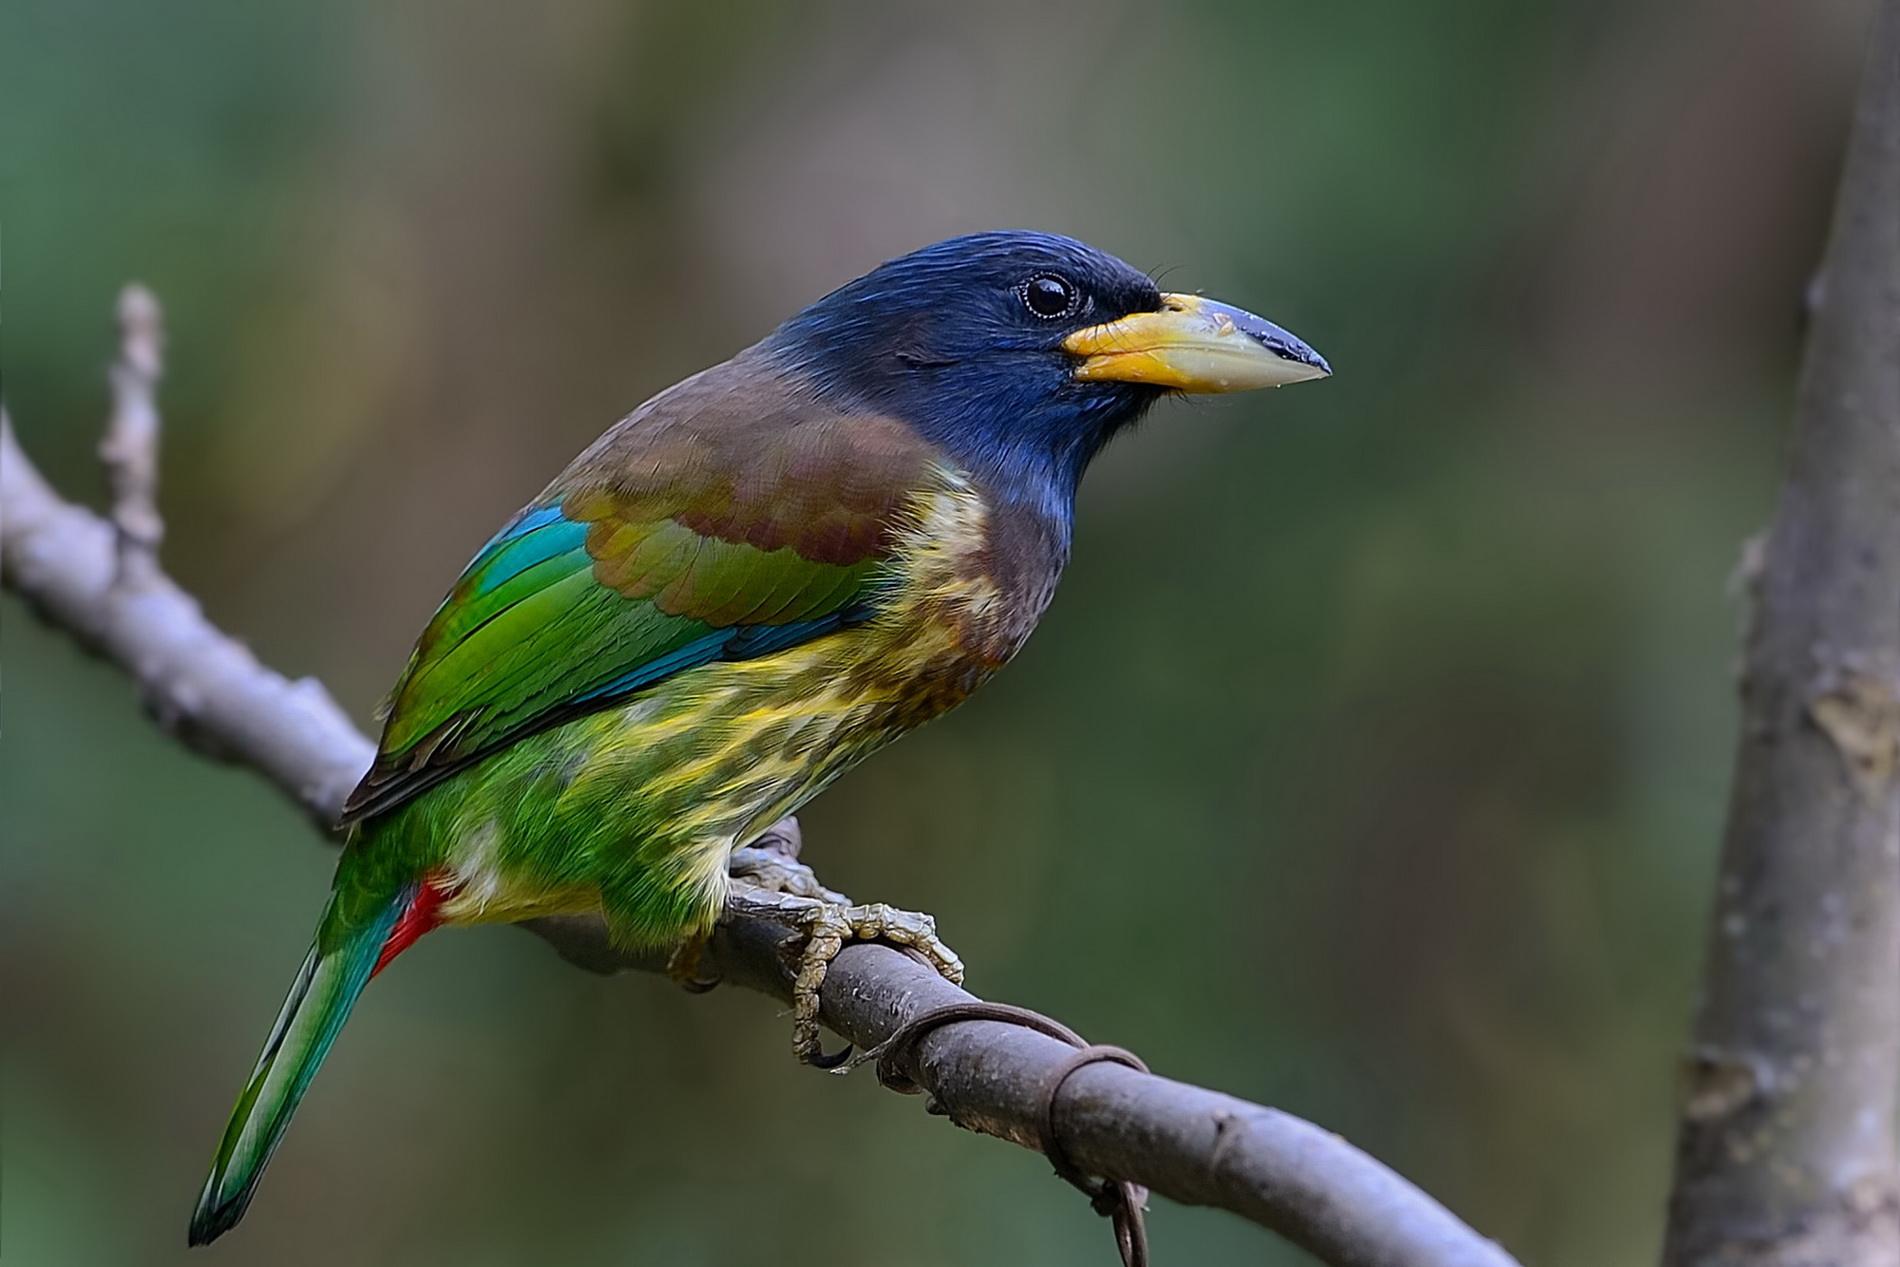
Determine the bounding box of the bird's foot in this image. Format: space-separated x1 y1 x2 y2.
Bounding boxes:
671 817 835 994
721 883 964 1068
727 817 846 903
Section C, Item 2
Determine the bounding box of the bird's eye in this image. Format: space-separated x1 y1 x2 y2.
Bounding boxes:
1020 273 1080 320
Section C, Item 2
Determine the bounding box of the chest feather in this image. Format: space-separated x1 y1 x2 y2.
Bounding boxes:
889 471 1054 642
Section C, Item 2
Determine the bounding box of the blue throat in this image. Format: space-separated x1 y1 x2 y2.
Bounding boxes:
893 367 1154 543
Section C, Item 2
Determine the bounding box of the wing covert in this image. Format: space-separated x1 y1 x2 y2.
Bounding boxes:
340 364 940 823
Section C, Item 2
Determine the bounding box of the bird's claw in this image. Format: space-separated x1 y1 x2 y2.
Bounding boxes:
727 846 847 904
722 885 964 1066
665 933 721 993
726 816 849 903
667 817 830 995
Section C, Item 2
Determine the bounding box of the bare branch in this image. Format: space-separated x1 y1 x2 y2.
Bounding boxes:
1 411 371 826
553 914 1523 1267
1663 4 1900 1264
1 354 1519 1267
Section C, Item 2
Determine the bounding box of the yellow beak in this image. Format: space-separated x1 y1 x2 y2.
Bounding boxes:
1062 292 1330 392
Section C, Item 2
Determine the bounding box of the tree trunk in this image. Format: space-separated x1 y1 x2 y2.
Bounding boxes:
1663 3 1900 1264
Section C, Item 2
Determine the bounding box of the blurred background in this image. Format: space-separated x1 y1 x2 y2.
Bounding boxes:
0 2 1878 1264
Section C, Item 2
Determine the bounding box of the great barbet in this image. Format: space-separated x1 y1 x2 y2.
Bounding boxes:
190 231 1329 1243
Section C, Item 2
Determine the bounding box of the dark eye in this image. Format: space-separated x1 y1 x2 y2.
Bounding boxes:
1020 273 1079 320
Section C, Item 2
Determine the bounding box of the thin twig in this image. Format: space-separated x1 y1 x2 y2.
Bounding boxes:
1 353 1519 1267
99 283 166 591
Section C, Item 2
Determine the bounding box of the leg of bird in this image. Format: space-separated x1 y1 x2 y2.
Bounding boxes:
722 883 965 1066
725 816 847 903
668 816 836 994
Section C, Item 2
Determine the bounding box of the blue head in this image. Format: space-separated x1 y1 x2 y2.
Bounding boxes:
765 230 1329 530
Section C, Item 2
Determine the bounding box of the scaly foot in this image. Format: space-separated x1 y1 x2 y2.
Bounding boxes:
727 817 846 903
668 817 836 994
722 883 964 1067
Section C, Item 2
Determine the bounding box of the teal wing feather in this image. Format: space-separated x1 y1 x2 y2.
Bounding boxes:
339 364 940 822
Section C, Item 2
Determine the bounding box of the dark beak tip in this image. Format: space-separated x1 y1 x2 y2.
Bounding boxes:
1258 333 1330 376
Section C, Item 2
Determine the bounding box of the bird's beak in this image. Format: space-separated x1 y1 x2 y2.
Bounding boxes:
1062 293 1331 392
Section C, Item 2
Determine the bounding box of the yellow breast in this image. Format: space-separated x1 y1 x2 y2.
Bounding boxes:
458 474 1013 920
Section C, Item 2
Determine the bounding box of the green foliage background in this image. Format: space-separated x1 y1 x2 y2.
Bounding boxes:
1 2 1874 1263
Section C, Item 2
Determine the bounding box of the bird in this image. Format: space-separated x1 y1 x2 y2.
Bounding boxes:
188 229 1329 1244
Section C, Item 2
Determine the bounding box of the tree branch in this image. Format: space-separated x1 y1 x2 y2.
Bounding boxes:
0 411 373 827
1663 4 1900 1264
0 294 1518 1267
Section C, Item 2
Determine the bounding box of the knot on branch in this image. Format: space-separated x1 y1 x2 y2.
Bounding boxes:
1679 1047 1769 1126
1809 669 1900 804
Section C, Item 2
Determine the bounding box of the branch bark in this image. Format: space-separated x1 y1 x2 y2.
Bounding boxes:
1 295 1517 1267
1663 4 1900 1264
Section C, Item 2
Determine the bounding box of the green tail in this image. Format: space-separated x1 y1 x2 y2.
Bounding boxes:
188 886 409 1245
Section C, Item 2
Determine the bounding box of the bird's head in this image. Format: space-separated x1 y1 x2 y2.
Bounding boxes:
765 230 1329 523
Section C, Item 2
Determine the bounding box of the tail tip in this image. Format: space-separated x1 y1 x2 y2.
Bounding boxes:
188 1189 247 1247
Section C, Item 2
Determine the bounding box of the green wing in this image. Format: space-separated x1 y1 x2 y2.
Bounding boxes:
340 374 938 822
